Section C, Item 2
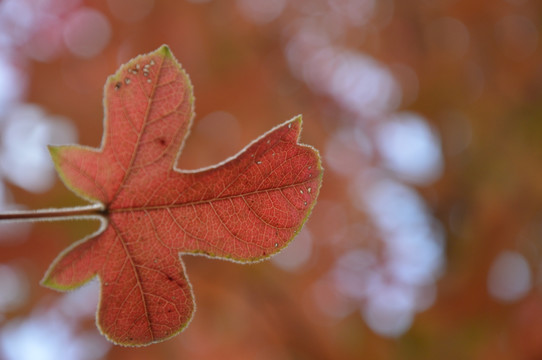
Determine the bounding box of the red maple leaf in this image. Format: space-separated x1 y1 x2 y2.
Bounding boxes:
42 46 322 346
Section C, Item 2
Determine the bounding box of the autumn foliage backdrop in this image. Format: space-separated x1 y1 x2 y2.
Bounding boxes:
1 0 542 359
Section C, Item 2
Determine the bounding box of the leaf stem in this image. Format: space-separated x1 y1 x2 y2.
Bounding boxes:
0 204 104 222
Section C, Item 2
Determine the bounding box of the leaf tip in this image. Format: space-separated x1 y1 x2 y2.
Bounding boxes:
287 114 303 131
47 144 66 181
47 144 59 160
39 272 64 291
39 275 52 288
157 44 173 57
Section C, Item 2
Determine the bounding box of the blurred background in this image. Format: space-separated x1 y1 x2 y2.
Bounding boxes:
0 0 542 359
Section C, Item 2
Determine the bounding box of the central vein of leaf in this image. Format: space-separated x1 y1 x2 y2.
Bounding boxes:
109 55 164 206
107 179 313 213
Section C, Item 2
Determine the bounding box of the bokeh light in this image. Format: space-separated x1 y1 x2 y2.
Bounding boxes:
495 14 538 61
63 8 111 58
0 104 77 193
376 112 443 185
488 251 532 303
324 126 372 176
0 57 26 118
0 264 29 319
0 282 110 360
425 17 470 62
272 228 313 271
236 0 286 24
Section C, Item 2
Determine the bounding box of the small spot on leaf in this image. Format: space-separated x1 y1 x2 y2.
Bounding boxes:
157 137 167 146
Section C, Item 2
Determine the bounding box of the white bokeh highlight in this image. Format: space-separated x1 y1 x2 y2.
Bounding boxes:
0 264 29 319
0 104 77 193
488 250 532 302
0 281 110 360
376 112 443 185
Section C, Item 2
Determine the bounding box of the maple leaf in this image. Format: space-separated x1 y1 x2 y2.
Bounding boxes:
41 45 322 346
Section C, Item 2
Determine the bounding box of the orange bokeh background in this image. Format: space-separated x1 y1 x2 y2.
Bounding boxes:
1 0 542 359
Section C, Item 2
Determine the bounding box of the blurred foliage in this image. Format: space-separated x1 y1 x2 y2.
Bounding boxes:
1 0 542 359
